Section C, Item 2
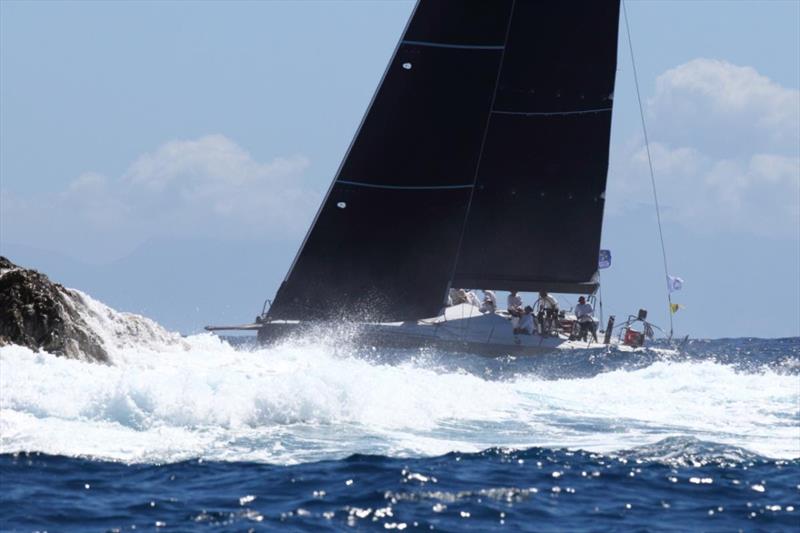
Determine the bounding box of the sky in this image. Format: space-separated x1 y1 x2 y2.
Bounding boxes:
1 0 798 339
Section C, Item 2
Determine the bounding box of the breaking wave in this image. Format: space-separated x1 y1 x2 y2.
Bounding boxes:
0 289 798 464
1 290 798 465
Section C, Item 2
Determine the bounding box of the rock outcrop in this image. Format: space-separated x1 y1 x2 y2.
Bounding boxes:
0 257 109 362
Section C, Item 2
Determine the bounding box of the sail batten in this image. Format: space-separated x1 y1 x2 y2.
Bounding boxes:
336 180 474 191
401 40 504 50
492 107 612 117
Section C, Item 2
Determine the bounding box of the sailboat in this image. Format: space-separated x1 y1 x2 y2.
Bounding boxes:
207 0 664 355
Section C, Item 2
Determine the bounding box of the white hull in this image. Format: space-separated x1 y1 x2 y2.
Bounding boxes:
259 303 616 356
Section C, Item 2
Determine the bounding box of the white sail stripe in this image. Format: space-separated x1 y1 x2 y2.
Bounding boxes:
492 107 612 117
402 39 504 50
336 180 473 191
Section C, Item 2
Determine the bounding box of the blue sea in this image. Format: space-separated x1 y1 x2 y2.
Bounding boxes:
1 306 798 532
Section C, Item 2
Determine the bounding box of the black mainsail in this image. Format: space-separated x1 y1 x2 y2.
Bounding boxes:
268 0 620 322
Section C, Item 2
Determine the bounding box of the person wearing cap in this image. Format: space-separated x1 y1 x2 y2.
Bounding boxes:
535 291 559 335
574 296 597 342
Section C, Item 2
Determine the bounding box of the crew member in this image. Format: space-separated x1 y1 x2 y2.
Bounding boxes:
480 290 497 313
574 296 598 342
449 288 468 306
536 291 559 336
464 290 481 307
517 305 534 335
507 290 524 331
507 290 523 314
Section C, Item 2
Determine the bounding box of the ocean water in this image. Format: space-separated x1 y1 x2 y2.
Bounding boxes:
1 292 798 531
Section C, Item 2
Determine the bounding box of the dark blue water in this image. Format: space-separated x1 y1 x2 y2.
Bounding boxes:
2 444 799 532
1 337 798 531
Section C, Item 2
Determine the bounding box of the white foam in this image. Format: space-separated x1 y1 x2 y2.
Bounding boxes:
64 288 189 358
2 287 798 463
1 335 798 464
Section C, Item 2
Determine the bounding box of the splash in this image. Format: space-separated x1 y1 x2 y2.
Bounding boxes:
1 288 797 464
66 288 189 357
1 330 797 464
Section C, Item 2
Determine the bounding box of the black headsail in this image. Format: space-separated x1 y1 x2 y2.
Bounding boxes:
452 1 620 294
268 0 620 322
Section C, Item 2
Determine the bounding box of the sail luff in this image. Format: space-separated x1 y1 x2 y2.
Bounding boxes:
274 0 424 291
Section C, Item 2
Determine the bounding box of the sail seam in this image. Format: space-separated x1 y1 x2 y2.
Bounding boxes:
336 180 473 190
402 39 504 50
492 107 612 117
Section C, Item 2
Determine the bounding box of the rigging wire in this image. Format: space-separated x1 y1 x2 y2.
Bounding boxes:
597 272 605 330
622 0 674 339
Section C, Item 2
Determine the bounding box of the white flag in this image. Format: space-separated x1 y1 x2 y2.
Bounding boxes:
667 275 684 293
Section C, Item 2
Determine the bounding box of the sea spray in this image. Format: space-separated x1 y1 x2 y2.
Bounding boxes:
2 335 797 464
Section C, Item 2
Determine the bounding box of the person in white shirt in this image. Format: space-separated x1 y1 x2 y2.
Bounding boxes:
536 291 559 336
448 288 480 307
480 290 497 313
464 290 481 307
449 288 467 306
537 291 558 310
574 296 597 341
507 290 524 331
517 305 534 334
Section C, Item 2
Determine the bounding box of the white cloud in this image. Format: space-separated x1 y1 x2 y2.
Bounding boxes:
117 135 313 234
649 58 799 157
3 136 316 261
610 59 800 238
